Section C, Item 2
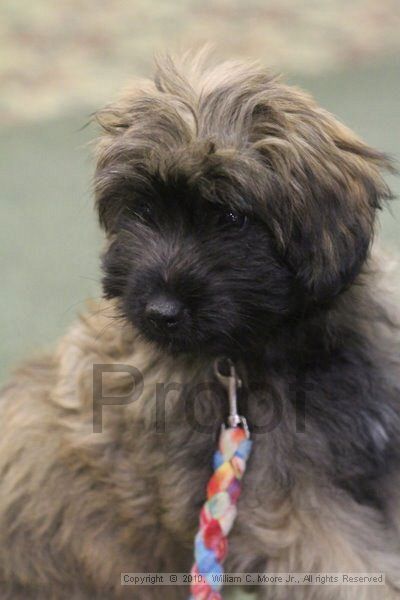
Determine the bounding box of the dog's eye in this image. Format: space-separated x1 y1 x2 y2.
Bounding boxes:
133 201 153 220
218 209 248 229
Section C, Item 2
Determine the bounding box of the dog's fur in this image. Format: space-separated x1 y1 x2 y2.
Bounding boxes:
1 53 400 599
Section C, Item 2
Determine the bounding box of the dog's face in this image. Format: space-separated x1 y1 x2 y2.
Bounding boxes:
95 55 391 358
101 174 294 356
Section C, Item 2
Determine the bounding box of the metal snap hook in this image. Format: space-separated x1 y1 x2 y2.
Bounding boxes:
214 357 249 436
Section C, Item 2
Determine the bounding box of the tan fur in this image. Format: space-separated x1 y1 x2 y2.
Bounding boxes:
0 292 399 599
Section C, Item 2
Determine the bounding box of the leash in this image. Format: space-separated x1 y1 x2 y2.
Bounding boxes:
189 358 253 599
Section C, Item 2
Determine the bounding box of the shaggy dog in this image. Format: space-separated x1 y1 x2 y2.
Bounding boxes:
1 53 400 599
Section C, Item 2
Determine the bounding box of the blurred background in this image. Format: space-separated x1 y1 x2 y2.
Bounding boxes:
1 0 400 388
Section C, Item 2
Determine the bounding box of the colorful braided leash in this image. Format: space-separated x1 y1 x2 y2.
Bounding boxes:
190 358 253 600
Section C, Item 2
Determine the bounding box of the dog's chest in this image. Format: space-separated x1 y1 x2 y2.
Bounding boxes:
149 418 293 555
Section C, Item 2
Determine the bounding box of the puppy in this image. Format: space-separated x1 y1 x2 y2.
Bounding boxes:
1 52 400 599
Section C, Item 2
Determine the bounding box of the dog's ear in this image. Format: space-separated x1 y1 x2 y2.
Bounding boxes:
93 79 164 234
93 96 141 233
93 71 197 234
255 93 394 303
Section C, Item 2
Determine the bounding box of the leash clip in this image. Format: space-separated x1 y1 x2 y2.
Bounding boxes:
214 357 249 438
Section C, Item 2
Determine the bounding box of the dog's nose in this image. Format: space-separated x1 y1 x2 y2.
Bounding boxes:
145 294 183 331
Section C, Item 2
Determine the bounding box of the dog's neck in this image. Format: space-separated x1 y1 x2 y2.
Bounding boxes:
237 268 390 383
